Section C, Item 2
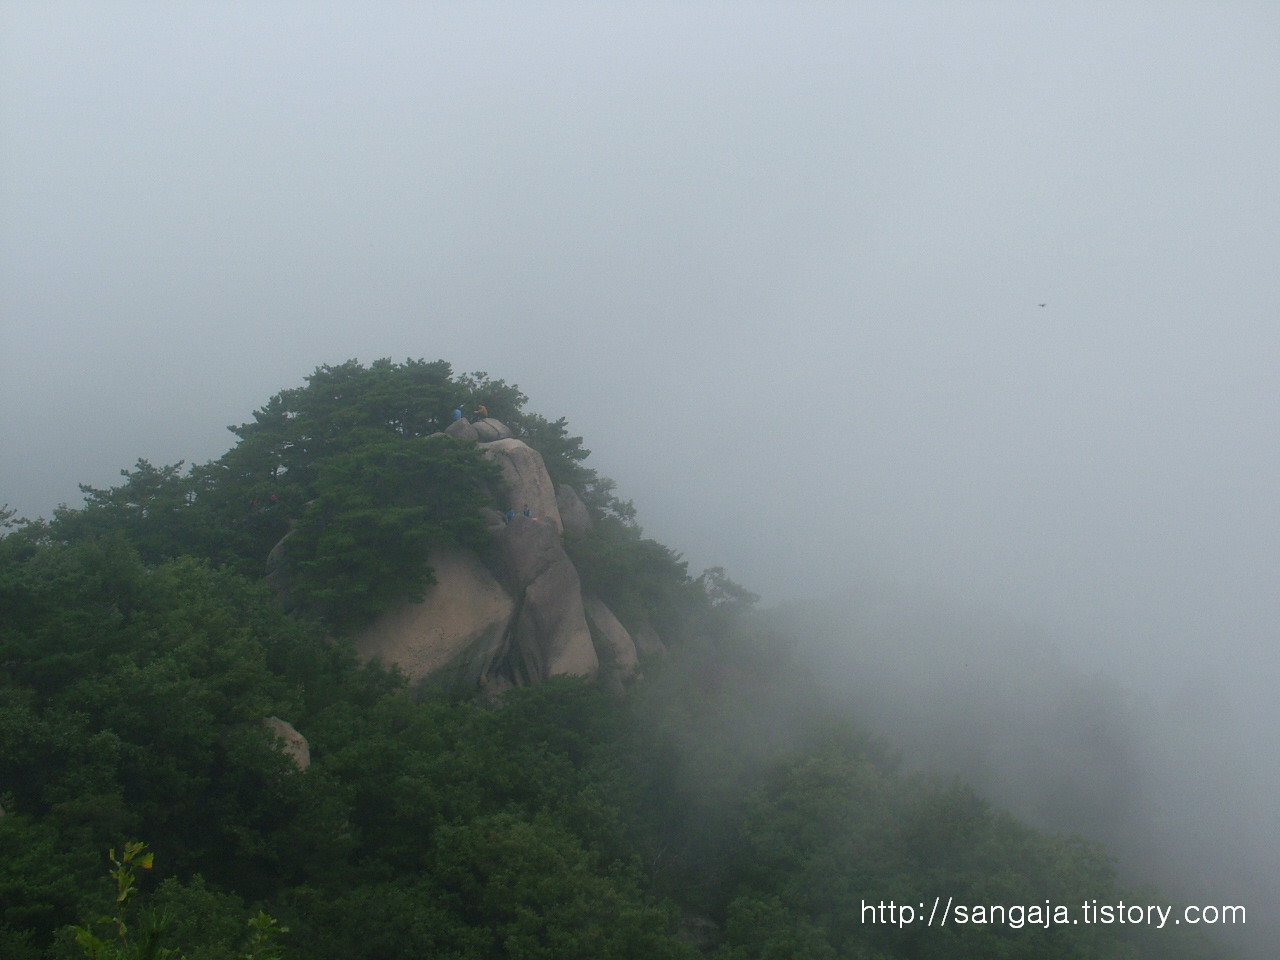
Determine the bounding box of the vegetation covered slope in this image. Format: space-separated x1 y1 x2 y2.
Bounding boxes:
0 360 1231 959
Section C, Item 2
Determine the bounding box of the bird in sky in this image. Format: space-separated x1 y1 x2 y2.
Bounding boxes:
1038 303 1046 307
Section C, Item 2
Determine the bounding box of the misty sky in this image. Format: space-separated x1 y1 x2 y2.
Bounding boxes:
2 2 1277 714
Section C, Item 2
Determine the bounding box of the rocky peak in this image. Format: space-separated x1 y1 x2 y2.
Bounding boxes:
334 416 658 697
479 436 563 532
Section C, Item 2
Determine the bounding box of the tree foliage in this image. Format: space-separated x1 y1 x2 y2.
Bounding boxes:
279 436 498 628
0 360 1233 960
42 360 629 632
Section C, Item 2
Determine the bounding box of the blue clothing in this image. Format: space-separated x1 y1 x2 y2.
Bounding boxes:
451 408 463 421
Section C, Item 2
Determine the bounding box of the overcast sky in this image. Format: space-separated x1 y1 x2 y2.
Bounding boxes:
2 2 1277 711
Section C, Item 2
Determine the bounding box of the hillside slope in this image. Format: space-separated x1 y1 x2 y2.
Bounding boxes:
0 360 1233 959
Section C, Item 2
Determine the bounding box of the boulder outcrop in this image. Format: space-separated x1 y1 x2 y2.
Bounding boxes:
632 622 668 659
262 717 311 770
321 419 659 697
264 529 295 609
583 593 639 682
500 510 563 584
472 417 514 442
445 417 479 441
480 438 563 532
501 515 597 680
356 547 516 687
556 484 593 539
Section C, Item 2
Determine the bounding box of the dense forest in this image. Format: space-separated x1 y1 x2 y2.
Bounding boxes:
0 360 1231 959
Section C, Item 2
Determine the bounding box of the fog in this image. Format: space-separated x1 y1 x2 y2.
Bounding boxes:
773 588 1279 956
2 2 1277 955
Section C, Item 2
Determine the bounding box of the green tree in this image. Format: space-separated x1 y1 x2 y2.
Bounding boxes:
72 841 182 960
39 359 639 629
0 360 1237 960
278 435 500 629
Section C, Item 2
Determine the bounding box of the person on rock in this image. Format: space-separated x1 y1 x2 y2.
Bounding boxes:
504 508 516 524
472 403 488 421
451 408 463 421
522 504 533 518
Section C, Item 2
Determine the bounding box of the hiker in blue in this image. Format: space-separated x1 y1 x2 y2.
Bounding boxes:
522 505 533 518
504 509 516 524
451 408 463 421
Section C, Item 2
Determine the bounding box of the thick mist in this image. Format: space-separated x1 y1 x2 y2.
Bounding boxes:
773 589 1278 957
2 3 1277 956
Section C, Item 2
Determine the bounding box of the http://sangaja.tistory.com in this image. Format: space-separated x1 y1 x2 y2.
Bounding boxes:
862 897 1245 930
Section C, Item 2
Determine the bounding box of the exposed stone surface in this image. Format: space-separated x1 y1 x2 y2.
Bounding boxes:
480 438 563 532
353 522 597 692
583 593 639 682
264 529 295 610
632 622 668 659
501 515 597 680
472 417 514 442
356 547 516 687
556 484 593 539
500 513 563 586
445 417 479 441
262 717 311 770
257 405 680 698
522 560 598 678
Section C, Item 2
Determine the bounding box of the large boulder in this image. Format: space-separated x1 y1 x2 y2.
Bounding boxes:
501 515 597 680
262 717 310 771
264 529 295 609
500 511 563 586
472 418 514 442
356 547 516 688
480 438 563 532
583 593 639 682
511 560 599 679
556 484 593 539
445 417 479 441
632 622 668 659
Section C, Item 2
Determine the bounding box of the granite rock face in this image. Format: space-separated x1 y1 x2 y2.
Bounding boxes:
501 515 597 680
632 622 668 659
311 418 668 697
480 438 563 532
356 547 516 688
556 484 593 539
262 717 311 771
445 417 479 441
353 521 599 692
264 530 295 609
500 511 562 585
472 418 514 442
583 593 639 683
527 562 597 678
